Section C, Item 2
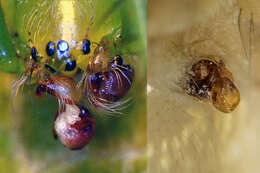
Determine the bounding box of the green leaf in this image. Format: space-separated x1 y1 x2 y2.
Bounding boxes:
0 5 24 73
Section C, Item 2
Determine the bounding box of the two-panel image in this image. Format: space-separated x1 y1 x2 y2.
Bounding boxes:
0 0 258 173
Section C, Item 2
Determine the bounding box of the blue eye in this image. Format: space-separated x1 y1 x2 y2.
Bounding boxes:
82 39 91 54
31 47 38 62
58 40 69 52
46 41 56 56
65 60 76 71
57 40 70 59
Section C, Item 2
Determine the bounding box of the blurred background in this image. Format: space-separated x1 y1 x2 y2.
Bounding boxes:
0 0 146 172
148 0 258 173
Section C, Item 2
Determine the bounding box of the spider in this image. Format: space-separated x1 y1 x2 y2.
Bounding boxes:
185 58 240 113
1 0 137 150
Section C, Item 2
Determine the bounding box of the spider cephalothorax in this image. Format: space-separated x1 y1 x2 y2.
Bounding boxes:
12 34 135 148
9 0 138 149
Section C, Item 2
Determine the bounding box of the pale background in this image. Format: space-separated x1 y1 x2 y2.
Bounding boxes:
148 0 259 173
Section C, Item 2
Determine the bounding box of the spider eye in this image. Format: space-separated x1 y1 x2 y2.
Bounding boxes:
82 39 91 54
57 40 70 59
46 41 56 56
31 47 38 62
65 60 76 71
57 40 69 52
113 55 123 65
